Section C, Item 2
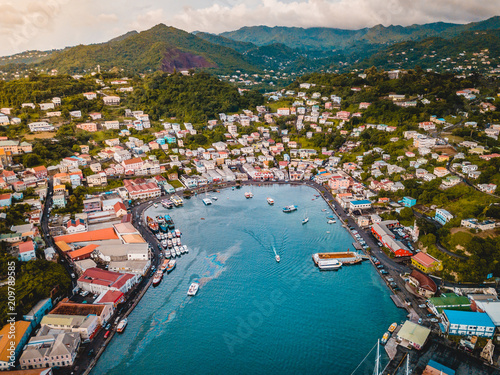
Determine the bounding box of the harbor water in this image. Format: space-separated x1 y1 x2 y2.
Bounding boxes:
91 184 406 375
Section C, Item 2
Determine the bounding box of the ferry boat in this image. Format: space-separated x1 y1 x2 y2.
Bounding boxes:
312 251 363 266
388 323 397 333
171 195 184 206
381 332 390 345
202 198 212 205
146 217 159 233
244 192 253 199
187 282 199 296
282 205 298 213
162 199 173 209
117 318 128 333
166 259 176 273
160 259 169 273
267 197 275 205
275 254 280 262
152 271 163 287
164 215 175 230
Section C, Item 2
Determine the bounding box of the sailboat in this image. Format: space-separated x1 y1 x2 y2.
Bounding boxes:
302 210 309 225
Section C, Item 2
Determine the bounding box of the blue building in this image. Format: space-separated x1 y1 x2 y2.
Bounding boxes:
443 310 496 337
435 208 454 225
23 298 53 329
349 200 372 211
425 360 455 375
401 196 417 208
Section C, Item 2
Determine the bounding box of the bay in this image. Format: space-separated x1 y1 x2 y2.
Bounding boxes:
91 184 406 375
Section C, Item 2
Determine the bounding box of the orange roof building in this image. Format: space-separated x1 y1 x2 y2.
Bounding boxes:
68 244 99 261
0 321 32 369
54 227 118 244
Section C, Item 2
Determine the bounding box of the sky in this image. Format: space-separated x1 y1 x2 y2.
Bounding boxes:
0 0 499 56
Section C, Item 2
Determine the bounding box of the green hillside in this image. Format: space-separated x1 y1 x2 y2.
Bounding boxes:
220 16 500 52
34 24 260 75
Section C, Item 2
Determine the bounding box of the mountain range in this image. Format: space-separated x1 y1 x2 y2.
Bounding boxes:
1 16 499 76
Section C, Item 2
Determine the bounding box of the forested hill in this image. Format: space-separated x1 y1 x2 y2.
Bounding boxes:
219 16 500 51
33 24 261 75
350 29 500 72
126 71 264 123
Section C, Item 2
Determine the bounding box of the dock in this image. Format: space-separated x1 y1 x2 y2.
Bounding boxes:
352 242 362 250
390 294 407 309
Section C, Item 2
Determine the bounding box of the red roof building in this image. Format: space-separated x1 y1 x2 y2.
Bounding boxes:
77 268 137 294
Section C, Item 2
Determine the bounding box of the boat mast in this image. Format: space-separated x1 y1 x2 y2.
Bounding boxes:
373 339 380 375
406 353 410 375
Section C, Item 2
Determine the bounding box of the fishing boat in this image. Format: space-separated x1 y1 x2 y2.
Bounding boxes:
161 240 168 249
244 192 253 199
167 231 173 239
388 322 397 333
202 198 212 205
175 247 181 256
116 318 128 333
146 217 159 233
267 197 275 205
282 205 298 213
174 229 181 237
160 259 169 273
156 216 167 232
182 245 189 253
171 195 184 206
170 249 176 258
166 259 176 273
164 250 171 259
187 282 199 296
164 215 175 230
381 332 390 345
152 271 163 287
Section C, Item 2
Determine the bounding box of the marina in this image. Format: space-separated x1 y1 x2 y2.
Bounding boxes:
92 185 405 375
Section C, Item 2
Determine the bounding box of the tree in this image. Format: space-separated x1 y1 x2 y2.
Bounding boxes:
23 153 42 168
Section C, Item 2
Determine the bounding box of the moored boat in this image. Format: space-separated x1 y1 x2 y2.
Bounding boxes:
175 247 181 256
182 245 189 253
202 198 212 205
244 192 253 199
388 322 397 333
283 205 298 213
164 215 175 229
166 259 176 273
162 199 173 209
312 251 363 266
146 216 159 233
152 271 163 287
267 197 274 205
116 318 128 333
328 219 336 224
170 249 176 258
174 229 181 237
171 195 184 206
160 259 169 273
187 282 199 296
381 332 390 345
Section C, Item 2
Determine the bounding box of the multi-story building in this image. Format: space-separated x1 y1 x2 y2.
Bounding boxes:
435 208 453 225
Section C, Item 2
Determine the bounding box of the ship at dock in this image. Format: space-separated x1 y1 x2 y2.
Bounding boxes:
282 205 298 213
312 251 363 269
164 215 175 230
170 195 184 206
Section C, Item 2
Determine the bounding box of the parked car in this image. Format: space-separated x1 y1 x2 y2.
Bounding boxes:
105 323 111 330
376 265 384 269
418 318 423 325
377 242 383 247
430 318 439 323
380 270 388 275
104 330 111 339
387 278 394 282
418 304 427 309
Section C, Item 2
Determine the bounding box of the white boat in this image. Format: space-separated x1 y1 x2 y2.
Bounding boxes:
187 282 199 296
202 198 212 205
117 318 128 333
170 249 176 258
175 229 181 237
154 203 158 208
302 217 309 224
245 192 253 199
182 245 189 253
275 254 280 262
267 197 274 205
328 219 336 224
175 247 181 256
212 196 218 201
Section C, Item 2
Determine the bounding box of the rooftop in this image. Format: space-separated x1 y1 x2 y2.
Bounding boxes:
443 309 495 327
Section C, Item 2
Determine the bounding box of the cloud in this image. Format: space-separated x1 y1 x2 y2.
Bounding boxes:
170 0 500 33
129 8 166 30
98 13 119 23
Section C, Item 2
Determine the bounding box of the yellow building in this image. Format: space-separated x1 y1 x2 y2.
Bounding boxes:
411 252 443 273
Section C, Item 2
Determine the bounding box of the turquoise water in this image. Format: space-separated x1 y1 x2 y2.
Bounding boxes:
91 185 406 375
